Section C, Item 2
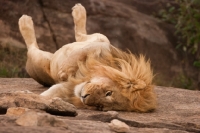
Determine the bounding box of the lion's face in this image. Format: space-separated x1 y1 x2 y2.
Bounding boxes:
75 77 131 111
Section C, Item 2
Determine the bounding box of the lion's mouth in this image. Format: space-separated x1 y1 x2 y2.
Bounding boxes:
81 93 90 103
96 104 104 111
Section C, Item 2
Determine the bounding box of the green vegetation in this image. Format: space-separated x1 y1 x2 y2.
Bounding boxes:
158 0 200 68
155 0 200 89
0 45 28 78
174 74 193 89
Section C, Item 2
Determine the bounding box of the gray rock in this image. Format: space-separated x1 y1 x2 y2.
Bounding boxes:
6 107 30 117
0 90 48 111
1 79 200 132
16 110 38 126
0 90 77 116
88 111 119 122
108 119 130 133
16 110 68 129
47 97 77 116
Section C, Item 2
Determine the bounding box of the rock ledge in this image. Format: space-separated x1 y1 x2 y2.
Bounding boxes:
0 78 200 133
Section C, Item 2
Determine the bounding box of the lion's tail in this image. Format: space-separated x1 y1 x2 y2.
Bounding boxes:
18 15 39 49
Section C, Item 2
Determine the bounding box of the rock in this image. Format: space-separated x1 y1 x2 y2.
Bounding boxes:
6 107 30 117
0 0 57 52
47 97 77 116
37 113 68 128
1 67 200 132
108 119 130 133
16 110 68 129
106 111 119 118
88 111 119 122
0 90 77 116
16 110 38 126
0 127 68 133
0 90 48 111
0 78 46 94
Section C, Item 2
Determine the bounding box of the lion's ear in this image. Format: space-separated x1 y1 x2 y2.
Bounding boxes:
130 79 146 90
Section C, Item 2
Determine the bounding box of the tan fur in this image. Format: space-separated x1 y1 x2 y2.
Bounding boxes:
18 4 156 112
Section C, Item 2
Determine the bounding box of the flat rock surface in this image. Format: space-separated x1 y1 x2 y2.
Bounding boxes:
0 78 200 133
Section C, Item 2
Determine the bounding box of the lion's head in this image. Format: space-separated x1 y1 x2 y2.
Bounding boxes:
70 46 157 112
74 75 156 112
74 77 130 111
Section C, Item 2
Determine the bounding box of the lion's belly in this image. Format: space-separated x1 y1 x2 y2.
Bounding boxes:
50 42 90 82
50 41 110 83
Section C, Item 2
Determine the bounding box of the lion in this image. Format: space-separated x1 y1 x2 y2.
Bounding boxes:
18 3 156 112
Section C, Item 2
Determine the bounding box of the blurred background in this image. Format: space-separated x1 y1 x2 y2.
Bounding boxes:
0 0 199 90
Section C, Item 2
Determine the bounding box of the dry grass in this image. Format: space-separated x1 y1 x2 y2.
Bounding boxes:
0 45 29 78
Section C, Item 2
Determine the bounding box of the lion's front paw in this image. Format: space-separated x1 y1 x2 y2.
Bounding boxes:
18 15 36 46
72 3 86 23
18 15 34 33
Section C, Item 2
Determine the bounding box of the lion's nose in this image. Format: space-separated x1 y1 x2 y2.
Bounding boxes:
81 94 90 103
81 94 90 99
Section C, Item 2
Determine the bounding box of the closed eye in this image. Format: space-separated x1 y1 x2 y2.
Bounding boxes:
105 91 112 97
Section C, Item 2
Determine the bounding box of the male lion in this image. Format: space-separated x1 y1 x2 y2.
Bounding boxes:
18 4 156 112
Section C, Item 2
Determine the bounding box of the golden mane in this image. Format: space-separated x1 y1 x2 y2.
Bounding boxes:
69 45 156 112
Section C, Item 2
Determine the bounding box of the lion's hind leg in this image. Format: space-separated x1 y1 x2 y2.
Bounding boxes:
72 3 87 42
18 15 38 49
72 4 110 43
19 15 55 86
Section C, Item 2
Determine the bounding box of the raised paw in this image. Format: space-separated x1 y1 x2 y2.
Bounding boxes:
19 15 34 31
18 15 37 47
72 3 86 23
